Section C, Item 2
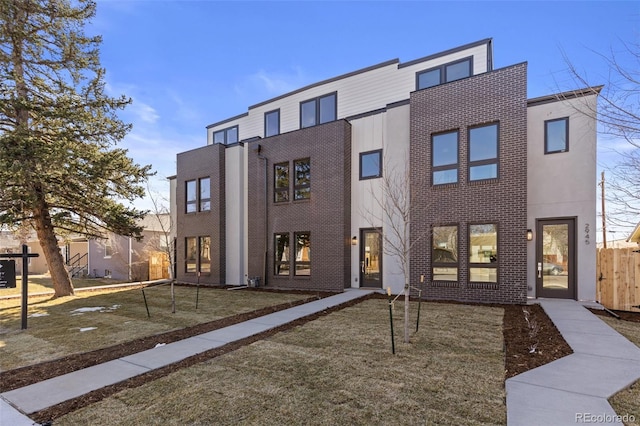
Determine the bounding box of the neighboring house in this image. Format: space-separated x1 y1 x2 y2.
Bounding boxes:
1 214 171 281
628 223 640 247
170 38 599 303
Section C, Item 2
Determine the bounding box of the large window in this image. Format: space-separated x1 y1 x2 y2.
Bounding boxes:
294 158 310 200
213 125 239 145
416 57 472 90
432 131 458 185
300 93 336 128
432 225 458 281
265 109 280 137
469 224 498 283
360 149 382 180
199 236 211 274
294 232 311 276
274 233 290 276
274 162 289 203
545 117 569 154
469 123 499 181
186 178 210 213
185 237 197 273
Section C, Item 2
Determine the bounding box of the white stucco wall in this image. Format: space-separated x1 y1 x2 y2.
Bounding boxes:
225 144 246 285
350 103 411 294
527 93 598 301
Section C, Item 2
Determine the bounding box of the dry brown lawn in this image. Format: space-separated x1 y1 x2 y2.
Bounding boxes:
0 285 310 371
600 316 640 425
56 299 506 425
0 274 129 296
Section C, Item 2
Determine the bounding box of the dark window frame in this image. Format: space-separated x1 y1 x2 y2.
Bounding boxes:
274 232 290 276
186 177 211 213
199 177 211 211
359 149 383 180
199 236 211 274
185 236 197 273
416 56 473 90
544 117 569 154
432 224 459 282
186 180 197 213
213 125 239 145
468 122 500 182
431 130 459 185
274 162 290 203
294 231 311 276
294 158 311 200
468 223 498 283
264 109 280 138
300 92 337 128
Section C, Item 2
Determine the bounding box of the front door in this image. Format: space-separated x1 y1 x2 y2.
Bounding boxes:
536 218 576 299
360 229 382 288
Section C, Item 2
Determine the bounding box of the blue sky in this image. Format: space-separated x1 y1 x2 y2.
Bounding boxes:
91 1 637 237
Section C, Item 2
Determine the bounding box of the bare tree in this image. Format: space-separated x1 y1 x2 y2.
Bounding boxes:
361 156 426 344
560 40 640 232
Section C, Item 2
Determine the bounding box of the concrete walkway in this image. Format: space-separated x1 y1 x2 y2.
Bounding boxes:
506 299 640 426
1 289 375 425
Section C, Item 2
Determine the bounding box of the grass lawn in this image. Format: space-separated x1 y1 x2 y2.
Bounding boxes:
0 285 310 371
600 316 640 425
0 274 129 296
56 299 506 425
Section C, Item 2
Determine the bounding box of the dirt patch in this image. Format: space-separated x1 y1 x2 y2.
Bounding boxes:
589 308 640 323
2 294 583 423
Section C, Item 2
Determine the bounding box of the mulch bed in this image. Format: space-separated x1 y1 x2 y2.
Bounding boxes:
6 289 637 423
589 308 640 323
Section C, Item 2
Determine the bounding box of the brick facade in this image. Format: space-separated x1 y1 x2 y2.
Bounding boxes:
176 143 226 284
409 63 528 303
247 120 351 292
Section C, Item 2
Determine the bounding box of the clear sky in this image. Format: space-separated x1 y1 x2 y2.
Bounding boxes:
91 0 638 238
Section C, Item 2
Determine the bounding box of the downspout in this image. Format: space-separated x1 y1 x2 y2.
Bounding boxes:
257 145 268 286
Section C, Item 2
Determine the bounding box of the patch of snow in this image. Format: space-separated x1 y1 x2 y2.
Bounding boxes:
79 327 97 332
154 343 166 348
29 313 49 318
70 305 121 315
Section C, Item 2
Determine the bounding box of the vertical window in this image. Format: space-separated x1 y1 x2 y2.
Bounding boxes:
274 233 290 276
469 224 498 283
432 225 458 281
274 162 289 203
265 109 280 137
199 177 211 211
300 93 336 128
432 131 458 185
104 242 113 258
199 236 211 273
186 180 197 213
213 126 239 145
185 237 197 273
545 117 569 154
359 149 382 180
469 123 499 181
417 68 441 90
294 232 311 276
294 158 310 200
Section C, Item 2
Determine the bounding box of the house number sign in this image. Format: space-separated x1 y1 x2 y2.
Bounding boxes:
584 223 590 245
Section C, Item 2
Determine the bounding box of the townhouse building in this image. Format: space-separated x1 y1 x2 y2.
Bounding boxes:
171 38 599 303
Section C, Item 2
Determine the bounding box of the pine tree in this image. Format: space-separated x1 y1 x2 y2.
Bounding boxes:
0 0 151 297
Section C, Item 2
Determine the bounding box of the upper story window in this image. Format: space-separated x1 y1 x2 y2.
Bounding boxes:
213 125 239 145
265 109 280 137
416 57 473 90
294 158 311 200
300 93 336 128
469 224 498 283
545 117 569 154
274 162 289 203
186 178 211 213
432 130 459 185
432 225 458 281
360 149 383 180
469 123 499 181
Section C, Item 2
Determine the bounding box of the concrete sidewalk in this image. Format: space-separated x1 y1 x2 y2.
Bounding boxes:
506 299 640 426
1 289 375 425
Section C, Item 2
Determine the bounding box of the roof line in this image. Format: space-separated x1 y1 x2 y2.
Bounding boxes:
527 86 604 107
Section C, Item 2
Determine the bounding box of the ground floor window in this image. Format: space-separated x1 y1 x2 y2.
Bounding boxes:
185 237 197 273
199 236 211 273
294 232 311 276
274 233 290 275
185 236 210 274
469 224 498 282
432 225 458 281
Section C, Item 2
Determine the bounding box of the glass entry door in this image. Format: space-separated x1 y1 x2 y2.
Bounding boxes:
536 218 575 299
360 229 382 288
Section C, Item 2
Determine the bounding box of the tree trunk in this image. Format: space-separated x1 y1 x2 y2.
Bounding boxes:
404 284 410 343
32 190 74 297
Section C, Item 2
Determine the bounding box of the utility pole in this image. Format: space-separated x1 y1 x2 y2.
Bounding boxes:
600 171 607 248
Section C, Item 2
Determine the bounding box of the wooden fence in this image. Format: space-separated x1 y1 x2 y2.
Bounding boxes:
596 247 640 312
148 251 170 281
